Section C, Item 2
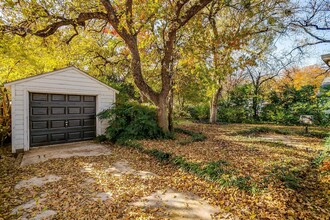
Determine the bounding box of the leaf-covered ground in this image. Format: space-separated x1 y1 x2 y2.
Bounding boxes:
0 123 329 219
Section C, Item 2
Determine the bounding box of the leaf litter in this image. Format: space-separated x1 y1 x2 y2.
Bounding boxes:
0 123 329 219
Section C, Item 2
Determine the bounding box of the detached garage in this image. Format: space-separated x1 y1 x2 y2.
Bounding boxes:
4 66 118 153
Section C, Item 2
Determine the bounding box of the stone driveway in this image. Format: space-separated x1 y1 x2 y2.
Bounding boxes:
12 141 220 219
20 141 111 166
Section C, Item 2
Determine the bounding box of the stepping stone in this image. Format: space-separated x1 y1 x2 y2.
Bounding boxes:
105 160 134 175
105 160 157 178
15 175 61 189
27 210 57 220
11 197 47 214
84 178 96 184
93 191 113 201
131 189 219 220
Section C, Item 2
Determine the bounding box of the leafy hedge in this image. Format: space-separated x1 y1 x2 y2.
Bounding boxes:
98 102 165 142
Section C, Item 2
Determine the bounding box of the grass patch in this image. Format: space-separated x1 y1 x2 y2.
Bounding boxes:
145 149 172 162
236 127 290 136
312 136 330 168
118 139 258 192
266 165 302 190
174 128 207 145
237 126 328 139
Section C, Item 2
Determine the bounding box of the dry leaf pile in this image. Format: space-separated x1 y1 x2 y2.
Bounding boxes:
0 123 329 219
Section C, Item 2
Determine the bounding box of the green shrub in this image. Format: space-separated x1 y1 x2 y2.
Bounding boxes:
230 176 252 191
145 149 172 162
95 135 107 142
237 126 290 136
98 102 165 142
203 160 228 180
172 156 202 174
269 165 301 189
312 136 330 167
186 104 209 121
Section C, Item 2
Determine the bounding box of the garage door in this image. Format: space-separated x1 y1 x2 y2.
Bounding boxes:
29 93 96 147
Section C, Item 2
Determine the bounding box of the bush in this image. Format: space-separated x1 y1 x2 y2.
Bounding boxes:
217 84 253 123
0 87 11 146
186 104 209 121
98 102 165 142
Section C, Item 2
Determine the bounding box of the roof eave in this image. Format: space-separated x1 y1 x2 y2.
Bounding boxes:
321 54 330 67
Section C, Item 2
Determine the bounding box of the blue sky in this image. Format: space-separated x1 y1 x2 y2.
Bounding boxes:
273 0 330 68
275 35 329 67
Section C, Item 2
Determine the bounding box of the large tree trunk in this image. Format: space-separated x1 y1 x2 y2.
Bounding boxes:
157 100 169 133
208 10 221 124
209 86 222 123
128 37 171 132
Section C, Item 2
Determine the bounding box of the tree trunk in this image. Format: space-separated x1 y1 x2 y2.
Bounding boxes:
157 101 169 133
168 88 174 132
252 90 259 120
209 86 222 123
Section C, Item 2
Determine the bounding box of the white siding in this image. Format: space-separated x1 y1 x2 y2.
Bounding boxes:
7 67 116 152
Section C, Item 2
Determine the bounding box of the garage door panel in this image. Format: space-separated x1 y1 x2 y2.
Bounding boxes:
68 119 81 127
50 133 66 141
32 93 48 101
84 119 95 126
83 131 96 138
68 131 82 140
51 107 66 115
68 107 81 114
51 120 66 129
51 94 66 101
31 134 48 145
83 107 95 114
84 96 95 102
68 95 81 102
32 107 48 115
30 93 96 147
32 121 48 129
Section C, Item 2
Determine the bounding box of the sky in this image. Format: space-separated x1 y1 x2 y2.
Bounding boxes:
273 0 330 68
274 35 329 67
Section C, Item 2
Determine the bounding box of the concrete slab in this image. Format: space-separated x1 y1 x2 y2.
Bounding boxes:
131 189 219 220
26 210 57 220
93 191 113 201
11 194 56 220
21 141 111 166
15 175 61 189
12 195 47 214
105 160 157 178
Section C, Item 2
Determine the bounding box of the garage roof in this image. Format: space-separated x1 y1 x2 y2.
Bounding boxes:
4 66 119 93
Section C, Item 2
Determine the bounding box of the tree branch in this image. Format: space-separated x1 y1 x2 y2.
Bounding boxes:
0 12 107 37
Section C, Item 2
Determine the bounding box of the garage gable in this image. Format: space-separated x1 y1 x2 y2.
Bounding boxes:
5 66 119 94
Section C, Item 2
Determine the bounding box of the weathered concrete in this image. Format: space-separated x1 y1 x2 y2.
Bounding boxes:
21 141 111 166
131 189 219 220
11 194 56 220
15 175 61 189
93 192 113 201
81 160 157 179
12 197 47 214
105 160 157 178
27 210 57 220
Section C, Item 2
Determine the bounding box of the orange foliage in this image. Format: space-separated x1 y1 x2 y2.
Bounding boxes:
274 65 326 92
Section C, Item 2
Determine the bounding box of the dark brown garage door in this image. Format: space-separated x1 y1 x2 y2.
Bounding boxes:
29 93 96 147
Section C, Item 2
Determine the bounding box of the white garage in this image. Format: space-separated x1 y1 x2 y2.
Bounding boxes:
4 66 118 153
